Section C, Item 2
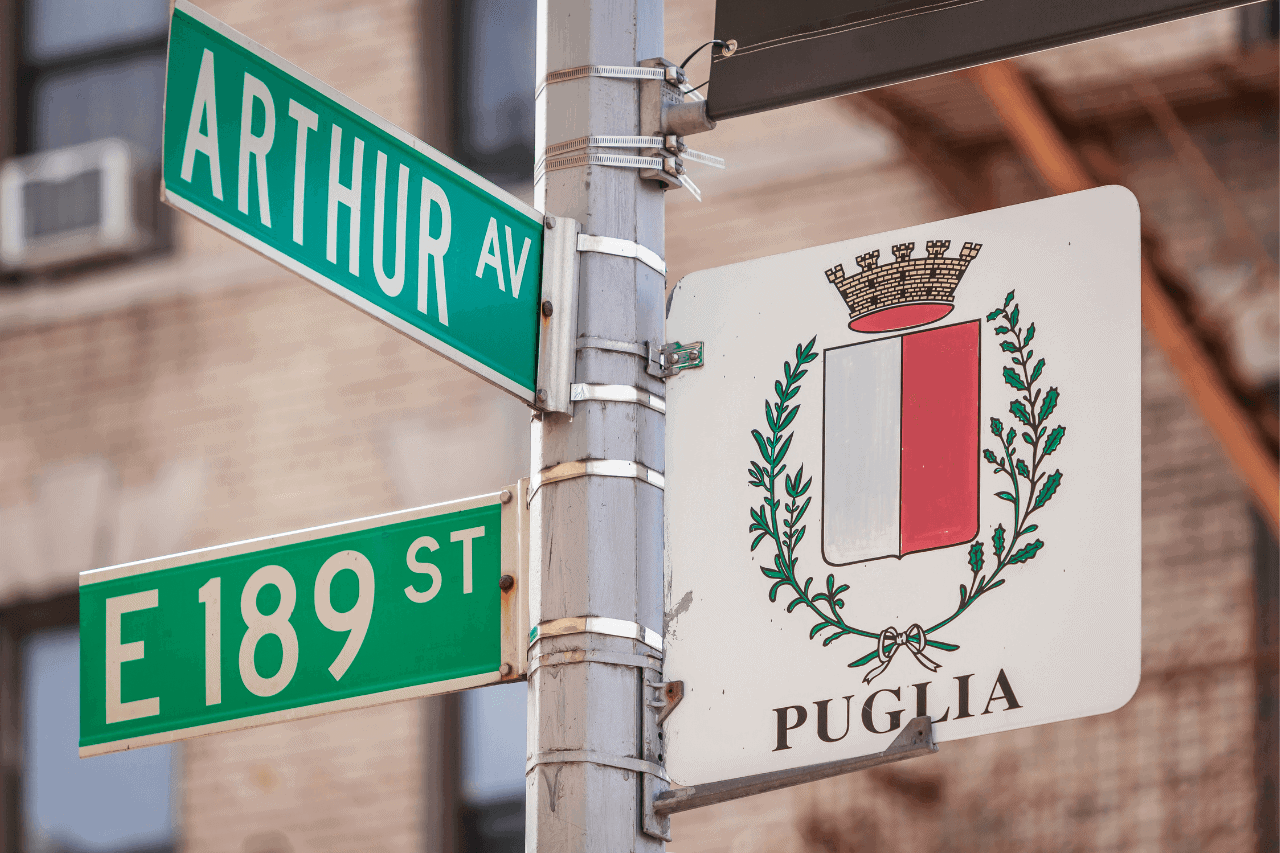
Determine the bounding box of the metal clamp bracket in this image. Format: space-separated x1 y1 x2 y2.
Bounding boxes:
528 750 669 782
575 337 705 380
654 680 684 725
528 459 664 504
534 215 581 414
649 341 704 378
530 615 664 654
577 233 666 275
649 716 938 819
570 383 666 413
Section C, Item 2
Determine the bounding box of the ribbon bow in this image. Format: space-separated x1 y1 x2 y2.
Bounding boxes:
863 624 942 684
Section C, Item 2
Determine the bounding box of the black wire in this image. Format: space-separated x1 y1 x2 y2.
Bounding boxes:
680 39 730 69
687 80 709 94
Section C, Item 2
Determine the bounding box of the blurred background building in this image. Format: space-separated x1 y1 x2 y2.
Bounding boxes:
0 0 1274 852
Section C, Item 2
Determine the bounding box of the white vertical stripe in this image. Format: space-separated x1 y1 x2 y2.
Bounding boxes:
822 338 901 565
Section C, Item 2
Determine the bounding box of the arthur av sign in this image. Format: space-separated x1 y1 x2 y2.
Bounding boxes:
80 488 528 757
162 1 544 403
662 187 1142 786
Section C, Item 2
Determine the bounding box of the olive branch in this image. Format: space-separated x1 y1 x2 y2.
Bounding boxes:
748 338 879 648
912 289 1066 643
746 291 1066 681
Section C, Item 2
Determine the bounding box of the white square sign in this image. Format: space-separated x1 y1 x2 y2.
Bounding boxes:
663 187 1142 787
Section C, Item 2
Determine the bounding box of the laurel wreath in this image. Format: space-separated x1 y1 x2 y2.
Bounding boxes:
747 290 1066 682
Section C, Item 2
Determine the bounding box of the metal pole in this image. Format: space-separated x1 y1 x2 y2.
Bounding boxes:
528 0 666 850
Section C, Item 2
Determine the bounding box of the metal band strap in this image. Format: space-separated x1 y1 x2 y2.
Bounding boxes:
545 135 664 158
577 233 667 275
538 153 703 203
681 148 725 169
528 750 669 782
528 649 662 677
571 383 666 413
540 151 666 177
531 615 664 653
538 64 704 99
543 136 725 170
541 64 667 89
528 459 665 505
577 335 649 359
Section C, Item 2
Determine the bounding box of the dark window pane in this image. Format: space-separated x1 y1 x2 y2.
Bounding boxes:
455 0 536 190
25 0 167 62
461 681 527 804
23 628 174 853
33 54 164 157
459 798 523 853
23 168 102 239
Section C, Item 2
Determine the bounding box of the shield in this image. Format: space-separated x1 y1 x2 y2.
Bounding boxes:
822 320 980 565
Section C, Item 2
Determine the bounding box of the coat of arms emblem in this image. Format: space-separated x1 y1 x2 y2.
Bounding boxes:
748 240 1068 683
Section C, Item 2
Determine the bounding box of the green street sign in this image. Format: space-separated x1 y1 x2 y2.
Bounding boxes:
79 488 528 757
162 1 545 402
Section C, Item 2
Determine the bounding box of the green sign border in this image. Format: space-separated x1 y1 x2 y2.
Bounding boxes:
79 486 528 757
162 0 545 404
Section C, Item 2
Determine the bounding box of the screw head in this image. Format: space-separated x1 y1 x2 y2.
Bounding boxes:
541 300 554 317
545 214 557 229
499 574 515 591
535 389 548 402
499 489 513 504
499 662 513 677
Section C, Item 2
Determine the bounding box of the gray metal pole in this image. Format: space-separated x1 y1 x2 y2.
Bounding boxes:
527 0 667 850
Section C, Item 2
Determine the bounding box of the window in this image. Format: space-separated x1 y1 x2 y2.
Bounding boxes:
458 682 526 853
3 0 171 278
0 594 177 853
15 0 167 158
22 626 176 853
453 0 536 196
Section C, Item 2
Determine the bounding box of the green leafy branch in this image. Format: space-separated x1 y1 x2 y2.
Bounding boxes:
926 289 1066 637
749 297 1066 682
748 338 878 647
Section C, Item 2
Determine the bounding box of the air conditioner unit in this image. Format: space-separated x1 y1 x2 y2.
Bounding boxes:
0 138 159 273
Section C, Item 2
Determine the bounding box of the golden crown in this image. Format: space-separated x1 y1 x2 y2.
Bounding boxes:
825 240 981 331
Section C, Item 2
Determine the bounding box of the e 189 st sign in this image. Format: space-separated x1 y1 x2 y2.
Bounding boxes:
80 490 527 757
163 1 545 403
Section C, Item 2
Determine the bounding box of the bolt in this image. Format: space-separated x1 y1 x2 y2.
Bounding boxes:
499 662 513 677
536 389 548 402
545 214 557 229
541 299 554 317
499 489 513 504
499 574 515 591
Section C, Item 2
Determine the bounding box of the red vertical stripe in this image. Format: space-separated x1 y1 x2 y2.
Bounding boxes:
899 321 980 555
